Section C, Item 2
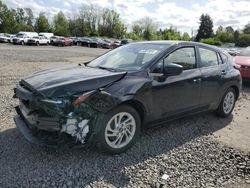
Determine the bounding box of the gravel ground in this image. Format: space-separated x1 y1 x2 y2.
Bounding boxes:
0 44 249 188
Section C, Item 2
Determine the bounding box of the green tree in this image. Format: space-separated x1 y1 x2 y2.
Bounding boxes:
34 12 50 32
234 30 240 42
195 14 213 41
243 23 250 34
225 26 234 34
235 34 250 47
53 11 69 36
162 27 181 40
0 1 17 33
131 17 158 40
182 32 190 41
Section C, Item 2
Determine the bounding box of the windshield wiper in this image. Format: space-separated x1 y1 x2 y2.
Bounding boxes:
97 66 116 72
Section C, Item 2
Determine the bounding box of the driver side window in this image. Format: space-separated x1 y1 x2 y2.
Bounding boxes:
165 47 196 70
152 47 196 73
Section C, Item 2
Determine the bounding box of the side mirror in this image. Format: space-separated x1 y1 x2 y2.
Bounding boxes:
164 63 183 76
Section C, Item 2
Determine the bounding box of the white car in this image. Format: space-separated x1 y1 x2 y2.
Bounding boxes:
12 34 30 45
27 36 50 46
0 33 11 43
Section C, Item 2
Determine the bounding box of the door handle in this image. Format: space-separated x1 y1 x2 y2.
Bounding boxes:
193 78 201 83
221 70 227 75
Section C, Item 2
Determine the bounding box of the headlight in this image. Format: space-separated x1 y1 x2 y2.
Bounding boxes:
73 90 96 105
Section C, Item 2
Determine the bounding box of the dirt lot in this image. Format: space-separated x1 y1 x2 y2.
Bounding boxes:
0 44 249 188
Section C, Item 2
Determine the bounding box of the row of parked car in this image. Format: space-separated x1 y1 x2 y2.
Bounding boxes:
0 32 132 49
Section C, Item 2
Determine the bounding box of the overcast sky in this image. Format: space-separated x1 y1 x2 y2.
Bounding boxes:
3 0 250 35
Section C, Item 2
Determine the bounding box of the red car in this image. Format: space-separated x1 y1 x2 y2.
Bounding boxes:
234 48 250 80
54 37 73 46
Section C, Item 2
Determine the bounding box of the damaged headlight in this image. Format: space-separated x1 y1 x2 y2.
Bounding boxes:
73 90 96 105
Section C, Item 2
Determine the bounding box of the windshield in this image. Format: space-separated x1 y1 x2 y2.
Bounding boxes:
16 34 24 38
88 43 169 71
239 49 250 56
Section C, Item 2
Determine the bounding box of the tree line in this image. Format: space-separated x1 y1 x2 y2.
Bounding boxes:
0 0 250 46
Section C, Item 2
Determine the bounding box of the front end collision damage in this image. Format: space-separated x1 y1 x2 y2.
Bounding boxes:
14 80 123 146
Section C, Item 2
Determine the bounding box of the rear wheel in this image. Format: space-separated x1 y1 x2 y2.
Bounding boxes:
216 88 236 117
97 105 141 154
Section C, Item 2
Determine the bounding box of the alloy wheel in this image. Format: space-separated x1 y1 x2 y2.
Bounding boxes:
105 112 136 149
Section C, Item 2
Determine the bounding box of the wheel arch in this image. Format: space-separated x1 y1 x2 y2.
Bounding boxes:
230 85 240 99
117 99 146 127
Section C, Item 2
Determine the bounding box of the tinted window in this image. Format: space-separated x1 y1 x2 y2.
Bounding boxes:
199 48 218 67
165 47 196 70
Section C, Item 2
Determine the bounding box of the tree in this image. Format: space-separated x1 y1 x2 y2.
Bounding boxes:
182 32 190 41
225 26 234 34
24 8 34 27
35 12 50 32
195 14 213 41
53 11 69 36
131 17 158 40
243 23 250 34
234 30 240 42
0 1 17 33
235 34 250 47
161 27 181 40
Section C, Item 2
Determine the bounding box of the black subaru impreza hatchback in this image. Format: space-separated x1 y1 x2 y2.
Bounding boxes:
14 41 241 154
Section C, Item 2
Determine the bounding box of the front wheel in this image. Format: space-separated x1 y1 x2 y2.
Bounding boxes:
216 88 236 117
97 105 141 154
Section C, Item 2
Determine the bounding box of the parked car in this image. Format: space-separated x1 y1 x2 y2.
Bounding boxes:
89 38 102 48
27 35 50 46
50 36 60 45
111 40 121 48
13 41 241 154
9 34 17 43
12 33 31 45
39 32 54 39
120 39 133 46
234 48 250 80
77 37 92 47
53 37 73 46
0 33 11 43
101 39 113 49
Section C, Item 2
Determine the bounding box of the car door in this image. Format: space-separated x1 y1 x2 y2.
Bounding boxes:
150 46 202 121
198 47 225 108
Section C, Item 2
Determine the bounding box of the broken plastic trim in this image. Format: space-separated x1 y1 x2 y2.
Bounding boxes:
61 112 89 143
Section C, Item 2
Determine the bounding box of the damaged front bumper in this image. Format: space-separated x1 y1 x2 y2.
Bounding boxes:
13 82 100 147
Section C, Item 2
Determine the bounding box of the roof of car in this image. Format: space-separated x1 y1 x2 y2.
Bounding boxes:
135 40 221 51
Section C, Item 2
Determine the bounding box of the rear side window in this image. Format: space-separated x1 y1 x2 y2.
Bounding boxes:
199 48 219 67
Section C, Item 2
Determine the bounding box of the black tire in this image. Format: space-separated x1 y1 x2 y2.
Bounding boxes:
216 88 236 118
96 105 141 154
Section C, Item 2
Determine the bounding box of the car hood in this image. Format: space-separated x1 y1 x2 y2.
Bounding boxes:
21 65 126 98
234 56 250 66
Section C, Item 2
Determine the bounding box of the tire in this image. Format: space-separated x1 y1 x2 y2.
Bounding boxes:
96 105 141 154
36 42 39 46
216 88 236 117
47 42 49 45
21 41 24 45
